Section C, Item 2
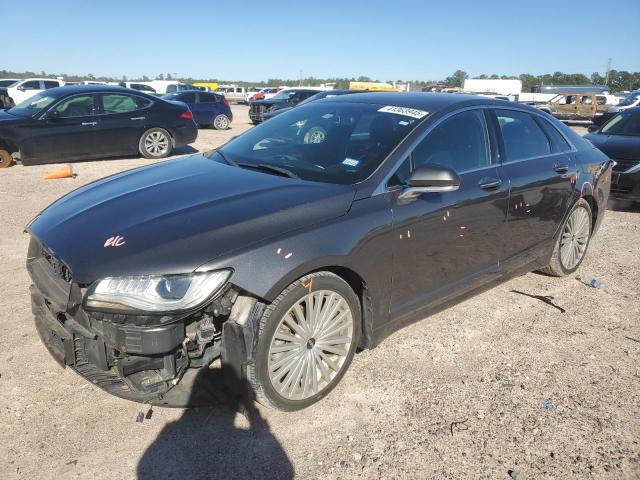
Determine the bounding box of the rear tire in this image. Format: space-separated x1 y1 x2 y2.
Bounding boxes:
0 149 13 168
212 114 230 130
139 128 172 159
540 199 592 276
247 271 361 411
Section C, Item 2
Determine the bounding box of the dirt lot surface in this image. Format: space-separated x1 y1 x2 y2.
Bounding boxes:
1 106 638 479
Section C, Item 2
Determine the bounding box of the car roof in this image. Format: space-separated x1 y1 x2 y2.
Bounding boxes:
316 92 521 112
52 84 152 95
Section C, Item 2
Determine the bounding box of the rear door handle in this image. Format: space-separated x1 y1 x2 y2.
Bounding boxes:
554 164 569 174
130 116 146 121
81 121 97 126
478 177 502 190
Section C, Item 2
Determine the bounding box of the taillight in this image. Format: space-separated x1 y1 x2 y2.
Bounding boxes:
223 98 230 107
181 111 193 119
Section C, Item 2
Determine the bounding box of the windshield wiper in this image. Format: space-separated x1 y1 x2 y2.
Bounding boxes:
237 162 299 179
213 149 238 167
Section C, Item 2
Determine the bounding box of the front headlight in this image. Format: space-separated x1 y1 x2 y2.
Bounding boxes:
84 270 231 313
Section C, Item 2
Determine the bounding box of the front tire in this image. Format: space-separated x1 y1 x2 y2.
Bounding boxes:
540 199 592 276
247 272 361 411
139 128 172 159
212 114 230 130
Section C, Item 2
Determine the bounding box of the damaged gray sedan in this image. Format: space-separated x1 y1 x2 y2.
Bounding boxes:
27 93 611 410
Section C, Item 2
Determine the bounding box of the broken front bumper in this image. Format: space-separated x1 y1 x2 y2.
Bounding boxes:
27 236 257 407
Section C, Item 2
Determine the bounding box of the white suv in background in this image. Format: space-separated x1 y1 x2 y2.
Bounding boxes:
3 78 64 105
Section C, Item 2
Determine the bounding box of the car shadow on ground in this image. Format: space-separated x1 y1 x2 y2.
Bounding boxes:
137 367 294 480
607 198 640 213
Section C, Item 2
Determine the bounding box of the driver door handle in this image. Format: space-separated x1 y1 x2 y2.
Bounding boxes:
81 122 97 126
130 116 146 121
554 164 569 174
478 177 502 190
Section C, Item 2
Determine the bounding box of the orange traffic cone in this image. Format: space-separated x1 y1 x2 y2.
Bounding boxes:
44 164 74 180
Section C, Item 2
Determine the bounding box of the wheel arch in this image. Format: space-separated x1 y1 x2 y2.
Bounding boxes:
256 261 374 350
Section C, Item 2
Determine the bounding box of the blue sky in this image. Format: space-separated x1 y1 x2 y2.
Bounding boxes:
5 0 639 81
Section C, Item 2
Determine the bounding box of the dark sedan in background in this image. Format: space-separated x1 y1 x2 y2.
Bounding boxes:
0 85 198 167
249 88 321 124
162 90 233 129
585 107 640 202
27 93 611 411
262 89 366 121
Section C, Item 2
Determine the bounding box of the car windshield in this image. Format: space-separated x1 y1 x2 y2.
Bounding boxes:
269 90 299 101
0 80 18 88
618 92 640 107
601 110 640 136
211 102 426 184
8 91 61 117
298 92 326 106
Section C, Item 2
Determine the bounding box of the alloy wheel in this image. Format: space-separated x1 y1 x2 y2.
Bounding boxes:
144 131 169 156
214 115 229 129
267 290 354 401
560 206 590 270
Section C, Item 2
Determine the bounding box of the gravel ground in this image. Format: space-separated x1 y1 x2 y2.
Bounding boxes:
0 106 638 479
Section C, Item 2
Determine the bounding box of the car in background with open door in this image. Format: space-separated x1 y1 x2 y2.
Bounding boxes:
538 93 617 123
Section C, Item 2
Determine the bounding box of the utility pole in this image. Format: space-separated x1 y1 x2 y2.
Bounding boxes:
604 58 612 86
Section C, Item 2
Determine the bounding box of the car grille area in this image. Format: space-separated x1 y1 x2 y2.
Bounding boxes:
26 235 190 405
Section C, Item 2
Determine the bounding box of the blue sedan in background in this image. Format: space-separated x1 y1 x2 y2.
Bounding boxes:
162 91 233 129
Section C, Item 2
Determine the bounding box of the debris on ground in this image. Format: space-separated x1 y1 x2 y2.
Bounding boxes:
44 164 75 180
511 289 566 313
135 411 144 423
576 276 602 289
541 400 555 410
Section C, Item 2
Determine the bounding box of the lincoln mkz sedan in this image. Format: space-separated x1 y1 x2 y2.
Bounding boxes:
26 93 612 410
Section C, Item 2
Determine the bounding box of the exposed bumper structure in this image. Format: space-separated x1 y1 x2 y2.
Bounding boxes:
27 236 252 406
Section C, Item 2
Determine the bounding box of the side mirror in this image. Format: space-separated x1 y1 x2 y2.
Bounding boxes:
587 124 600 133
45 110 61 121
399 165 460 202
17 86 25 92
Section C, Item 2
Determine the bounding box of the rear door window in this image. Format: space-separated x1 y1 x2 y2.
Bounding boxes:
101 94 151 114
178 92 196 103
495 109 551 161
43 81 60 89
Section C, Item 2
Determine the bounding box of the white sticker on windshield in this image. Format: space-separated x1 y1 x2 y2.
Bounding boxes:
342 158 360 167
378 105 428 119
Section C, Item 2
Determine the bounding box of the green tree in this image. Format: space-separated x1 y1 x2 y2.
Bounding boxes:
445 70 468 88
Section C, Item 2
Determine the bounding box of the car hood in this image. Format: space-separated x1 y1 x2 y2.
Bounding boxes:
584 133 640 161
28 155 356 283
0 109 23 123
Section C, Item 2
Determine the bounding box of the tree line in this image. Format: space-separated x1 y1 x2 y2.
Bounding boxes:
1 69 639 93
